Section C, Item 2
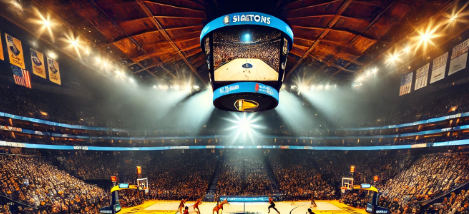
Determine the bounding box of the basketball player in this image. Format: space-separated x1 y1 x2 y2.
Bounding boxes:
310 194 317 208
179 199 187 214
268 196 280 214
213 199 229 214
194 198 203 214
184 206 189 214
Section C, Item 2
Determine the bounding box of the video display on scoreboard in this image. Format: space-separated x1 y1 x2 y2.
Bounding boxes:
213 25 281 81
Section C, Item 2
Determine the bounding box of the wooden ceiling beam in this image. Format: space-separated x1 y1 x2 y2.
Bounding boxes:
97 26 202 47
324 0 399 77
340 0 462 81
284 0 343 12
179 44 200 52
287 14 370 22
286 0 353 78
142 0 205 13
134 64 160 73
136 0 205 83
291 25 378 41
90 0 176 78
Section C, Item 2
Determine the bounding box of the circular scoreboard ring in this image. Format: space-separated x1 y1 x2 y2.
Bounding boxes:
201 12 293 112
213 82 279 112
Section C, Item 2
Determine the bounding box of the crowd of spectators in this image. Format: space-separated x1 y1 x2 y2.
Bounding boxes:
61 153 118 180
311 151 414 185
0 77 105 127
146 151 217 201
267 150 336 200
216 151 276 196
340 190 369 209
336 151 469 213
2 68 469 149
1 149 469 214
380 152 469 208
0 154 109 213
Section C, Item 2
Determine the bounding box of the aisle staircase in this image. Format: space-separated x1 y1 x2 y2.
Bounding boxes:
263 156 281 194
204 156 223 201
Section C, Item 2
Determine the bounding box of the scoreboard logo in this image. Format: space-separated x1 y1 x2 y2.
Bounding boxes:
223 15 230 25
232 14 271 24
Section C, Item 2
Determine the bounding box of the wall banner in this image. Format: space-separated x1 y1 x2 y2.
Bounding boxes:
430 52 448 83
448 39 469 75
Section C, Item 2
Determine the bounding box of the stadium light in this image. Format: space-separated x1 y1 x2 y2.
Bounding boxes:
403 46 411 53
413 21 440 53
420 32 431 43
244 33 251 42
103 62 109 69
84 47 90 56
129 77 135 83
63 32 83 58
153 85 157 89
47 51 57 60
386 52 400 65
450 14 457 22
224 113 264 144
10 0 22 11
30 8 55 41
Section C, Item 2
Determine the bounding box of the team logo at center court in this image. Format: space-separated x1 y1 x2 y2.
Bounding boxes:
223 15 230 25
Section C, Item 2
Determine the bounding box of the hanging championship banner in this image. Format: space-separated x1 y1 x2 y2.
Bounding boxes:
0 31 4 61
430 52 448 83
30 49 46 79
5 33 25 69
448 39 469 76
414 63 429 90
399 72 412 96
47 57 61 85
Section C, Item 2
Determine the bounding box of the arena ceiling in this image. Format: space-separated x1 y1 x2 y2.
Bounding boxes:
32 0 454 85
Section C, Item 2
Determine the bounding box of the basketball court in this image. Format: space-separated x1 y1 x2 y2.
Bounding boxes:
214 58 278 81
119 201 367 214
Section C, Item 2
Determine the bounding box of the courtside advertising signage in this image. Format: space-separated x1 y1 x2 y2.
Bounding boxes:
200 12 294 45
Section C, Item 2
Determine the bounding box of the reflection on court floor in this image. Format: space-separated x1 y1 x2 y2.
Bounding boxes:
120 201 367 214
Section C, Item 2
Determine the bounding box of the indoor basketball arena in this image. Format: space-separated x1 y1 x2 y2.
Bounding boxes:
1 0 469 214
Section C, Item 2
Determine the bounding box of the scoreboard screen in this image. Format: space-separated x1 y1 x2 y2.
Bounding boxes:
213 25 282 81
200 12 293 112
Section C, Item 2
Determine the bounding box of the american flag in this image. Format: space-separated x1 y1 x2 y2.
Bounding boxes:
11 65 31 88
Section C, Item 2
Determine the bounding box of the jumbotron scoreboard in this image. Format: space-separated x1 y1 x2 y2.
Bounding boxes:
200 12 293 112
